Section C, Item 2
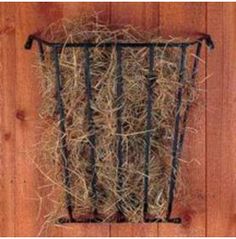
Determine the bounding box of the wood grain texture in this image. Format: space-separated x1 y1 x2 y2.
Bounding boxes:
62 2 111 237
110 2 159 237
61 224 109 237
206 3 236 236
158 3 207 236
0 2 235 236
0 3 17 236
14 3 63 236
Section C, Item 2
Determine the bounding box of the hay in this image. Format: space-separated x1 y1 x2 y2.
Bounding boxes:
34 14 200 224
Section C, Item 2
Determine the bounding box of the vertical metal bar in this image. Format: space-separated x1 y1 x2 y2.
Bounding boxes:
166 45 187 220
51 46 74 222
37 41 45 61
177 42 202 157
143 46 155 218
115 46 125 220
84 46 98 214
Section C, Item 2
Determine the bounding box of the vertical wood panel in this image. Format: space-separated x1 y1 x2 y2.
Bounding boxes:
111 2 144 27
61 224 109 237
159 3 207 236
0 3 16 236
110 3 159 237
14 3 63 236
61 3 111 237
63 2 110 22
207 3 236 236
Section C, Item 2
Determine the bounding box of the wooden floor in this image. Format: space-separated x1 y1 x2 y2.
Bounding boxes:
0 2 236 237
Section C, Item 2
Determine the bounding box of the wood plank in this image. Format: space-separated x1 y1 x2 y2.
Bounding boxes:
110 2 159 30
159 3 207 236
159 3 206 38
63 2 110 22
110 2 144 27
206 3 236 236
14 3 63 236
110 3 159 237
111 223 158 237
0 3 17 236
61 3 111 237
61 224 109 237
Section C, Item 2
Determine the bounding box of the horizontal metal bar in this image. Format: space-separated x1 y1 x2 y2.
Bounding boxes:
25 34 214 50
57 216 181 224
37 40 45 61
144 217 181 224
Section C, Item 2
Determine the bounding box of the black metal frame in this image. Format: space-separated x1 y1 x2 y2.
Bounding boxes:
25 33 214 224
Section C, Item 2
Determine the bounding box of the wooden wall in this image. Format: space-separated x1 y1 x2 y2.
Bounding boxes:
0 2 235 236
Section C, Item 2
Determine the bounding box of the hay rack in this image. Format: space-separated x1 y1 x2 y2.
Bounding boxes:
24 33 214 224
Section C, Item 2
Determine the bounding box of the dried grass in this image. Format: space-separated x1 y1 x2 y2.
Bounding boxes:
33 13 200 224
